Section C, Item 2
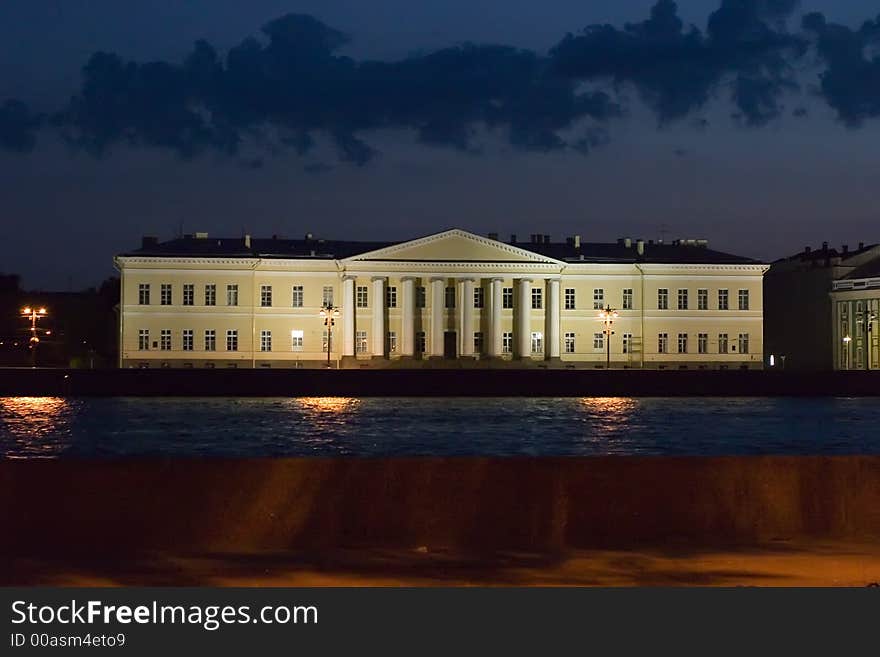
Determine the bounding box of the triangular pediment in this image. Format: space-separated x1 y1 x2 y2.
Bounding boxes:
344 229 564 264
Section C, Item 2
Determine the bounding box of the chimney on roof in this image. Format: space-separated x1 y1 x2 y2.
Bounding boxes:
543 234 550 244
510 233 517 244
804 246 811 254
488 232 498 241
636 239 645 256
822 241 828 252
141 235 158 249
624 237 631 248
859 241 865 250
244 234 251 248
842 244 849 255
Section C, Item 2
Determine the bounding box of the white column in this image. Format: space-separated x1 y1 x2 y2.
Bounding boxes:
459 278 475 357
401 277 415 357
518 278 532 358
489 278 502 357
342 276 355 357
371 277 385 357
430 277 445 357
547 278 561 359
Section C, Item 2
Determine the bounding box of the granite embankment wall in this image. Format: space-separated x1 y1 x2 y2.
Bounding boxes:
2 457 880 557
1 368 879 396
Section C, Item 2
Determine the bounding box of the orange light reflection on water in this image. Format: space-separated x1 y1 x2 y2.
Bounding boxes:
0 397 72 458
294 397 360 414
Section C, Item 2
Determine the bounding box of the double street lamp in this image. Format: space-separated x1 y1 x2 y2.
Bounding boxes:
597 305 618 370
319 303 341 368
21 306 48 367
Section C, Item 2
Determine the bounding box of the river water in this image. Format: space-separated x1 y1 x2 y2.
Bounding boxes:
1 396 878 458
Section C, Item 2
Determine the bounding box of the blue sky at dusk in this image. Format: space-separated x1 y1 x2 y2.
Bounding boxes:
1 0 879 289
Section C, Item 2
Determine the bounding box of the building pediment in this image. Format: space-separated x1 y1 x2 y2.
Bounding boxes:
342 229 564 265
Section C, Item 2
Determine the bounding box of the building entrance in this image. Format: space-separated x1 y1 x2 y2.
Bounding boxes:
444 331 457 359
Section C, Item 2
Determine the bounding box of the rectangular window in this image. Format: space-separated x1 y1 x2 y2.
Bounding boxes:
387 331 397 353
356 330 368 354
531 331 543 354
564 332 576 354
291 330 303 351
226 330 238 352
593 332 604 350
416 286 426 309
531 288 543 310
138 284 150 305
622 332 633 354
291 285 303 308
677 289 688 310
502 332 513 354
593 288 604 310
226 284 239 307
260 285 272 307
698 333 708 354
474 288 484 309
205 284 216 306
738 333 750 354
160 329 171 350
474 332 483 353
182 329 193 351
718 289 729 311
416 331 426 353
356 286 368 308
622 288 633 310
658 288 669 310
698 289 708 310
386 286 397 308
204 329 216 351
677 333 688 354
502 287 513 309
718 333 729 354
157 284 170 306
738 289 750 311
564 288 576 310
182 284 194 306
658 333 668 354
260 329 271 352
138 329 149 350
322 286 334 307
445 286 456 309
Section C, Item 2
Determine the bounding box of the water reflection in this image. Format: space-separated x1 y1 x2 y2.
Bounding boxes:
0 397 74 458
293 397 360 414
576 397 640 454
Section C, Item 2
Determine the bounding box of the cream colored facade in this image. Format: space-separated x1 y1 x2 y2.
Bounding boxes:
115 229 767 369
831 276 880 371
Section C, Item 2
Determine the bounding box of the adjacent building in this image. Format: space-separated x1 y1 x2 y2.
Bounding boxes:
765 242 880 370
114 229 766 369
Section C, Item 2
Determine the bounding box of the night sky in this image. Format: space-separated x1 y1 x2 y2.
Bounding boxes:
2 0 879 289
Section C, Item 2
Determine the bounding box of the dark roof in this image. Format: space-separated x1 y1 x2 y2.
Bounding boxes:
121 235 760 265
773 243 878 264
843 258 880 280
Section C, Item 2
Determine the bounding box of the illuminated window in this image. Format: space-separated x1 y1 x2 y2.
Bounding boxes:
204 330 216 351
622 288 633 310
160 329 171 351
356 286 368 308
677 289 688 310
226 330 238 352
593 332 604 350
356 330 368 353
531 332 543 353
138 284 150 305
227 284 239 307
260 330 272 352
160 284 172 306
182 284 194 306
292 285 303 308
658 333 668 354
182 329 193 351
502 332 513 353
738 289 750 310
593 288 604 310
564 332 575 353
138 329 149 350
291 330 304 351
531 288 543 310
322 286 334 306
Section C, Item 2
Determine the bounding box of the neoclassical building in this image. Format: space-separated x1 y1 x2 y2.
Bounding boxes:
115 229 767 369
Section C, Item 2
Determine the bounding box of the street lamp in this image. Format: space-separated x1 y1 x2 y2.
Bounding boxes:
21 306 48 367
864 311 876 371
319 303 341 368
842 335 852 370
597 305 618 370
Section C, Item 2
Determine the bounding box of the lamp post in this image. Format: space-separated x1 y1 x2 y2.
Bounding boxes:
842 335 852 370
319 303 340 368
598 305 618 370
21 306 48 368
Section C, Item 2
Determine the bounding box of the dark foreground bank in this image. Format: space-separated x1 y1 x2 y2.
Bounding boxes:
2 457 880 585
2 367 880 396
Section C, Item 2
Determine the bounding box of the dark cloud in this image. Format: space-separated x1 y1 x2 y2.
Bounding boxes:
7 2 880 163
802 11 880 125
549 0 804 126
0 100 42 153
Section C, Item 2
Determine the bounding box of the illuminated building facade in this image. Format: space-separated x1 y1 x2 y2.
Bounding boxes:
115 229 766 369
